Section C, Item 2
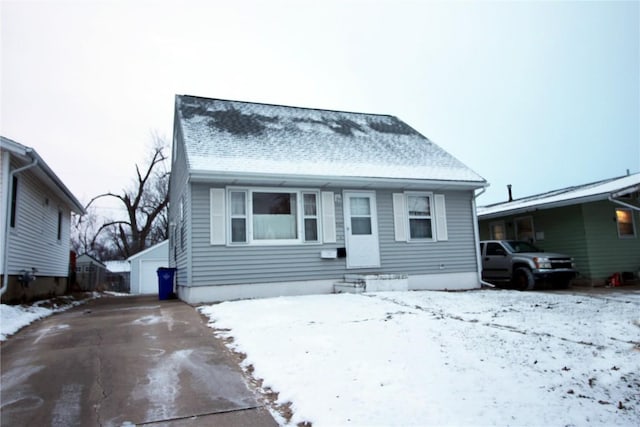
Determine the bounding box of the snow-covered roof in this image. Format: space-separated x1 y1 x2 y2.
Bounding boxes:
175 95 486 187
104 260 130 273
126 240 168 262
478 173 640 219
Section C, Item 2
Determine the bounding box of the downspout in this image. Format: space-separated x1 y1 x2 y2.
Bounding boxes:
472 187 495 288
1 151 39 296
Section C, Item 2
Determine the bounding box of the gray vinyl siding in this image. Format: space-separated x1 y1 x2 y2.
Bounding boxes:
168 125 191 286
7 161 71 277
187 184 478 287
377 190 478 275
190 184 346 286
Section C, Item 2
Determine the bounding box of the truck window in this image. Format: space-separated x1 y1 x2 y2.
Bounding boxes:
486 243 505 256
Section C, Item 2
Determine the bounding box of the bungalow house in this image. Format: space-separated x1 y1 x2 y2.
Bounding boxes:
477 174 640 286
169 95 487 303
1 136 85 302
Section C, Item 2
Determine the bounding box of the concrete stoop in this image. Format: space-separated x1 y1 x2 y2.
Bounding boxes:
334 273 409 294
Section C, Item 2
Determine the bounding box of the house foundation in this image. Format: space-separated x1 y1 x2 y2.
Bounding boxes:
1 275 68 304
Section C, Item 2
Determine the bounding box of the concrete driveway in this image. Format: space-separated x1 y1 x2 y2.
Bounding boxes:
1 295 278 427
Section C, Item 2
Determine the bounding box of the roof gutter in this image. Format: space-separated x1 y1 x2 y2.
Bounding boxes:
189 170 488 191
608 195 640 212
2 151 38 297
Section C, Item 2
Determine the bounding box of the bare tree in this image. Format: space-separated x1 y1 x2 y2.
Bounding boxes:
83 136 170 259
71 207 116 260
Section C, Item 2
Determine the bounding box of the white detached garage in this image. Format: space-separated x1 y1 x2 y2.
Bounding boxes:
127 241 169 295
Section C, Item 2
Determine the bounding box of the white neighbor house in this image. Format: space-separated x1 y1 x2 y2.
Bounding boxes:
1 136 85 302
169 95 488 303
127 240 169 294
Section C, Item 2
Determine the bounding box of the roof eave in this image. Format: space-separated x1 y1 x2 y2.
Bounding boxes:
189 169 487 191
2 136 85 214
30 150 86 214
477 193 609 219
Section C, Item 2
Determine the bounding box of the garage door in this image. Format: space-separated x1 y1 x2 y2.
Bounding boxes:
138 260 167 294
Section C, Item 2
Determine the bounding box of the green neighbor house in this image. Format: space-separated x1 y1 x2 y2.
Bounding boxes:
477 174 640 286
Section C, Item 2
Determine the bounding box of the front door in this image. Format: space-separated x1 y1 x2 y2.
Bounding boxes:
343 191 380 269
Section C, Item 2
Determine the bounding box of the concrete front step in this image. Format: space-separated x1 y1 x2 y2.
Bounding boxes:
334 273 409 294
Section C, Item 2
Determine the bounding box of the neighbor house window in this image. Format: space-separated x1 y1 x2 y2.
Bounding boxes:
57 210 63 241
225 188 321 244
515 216 534 241
490 221 506 240
407 193 433 239
616 208 636 238
10 176 18 228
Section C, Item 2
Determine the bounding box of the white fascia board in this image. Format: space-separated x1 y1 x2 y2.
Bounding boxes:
612 184 640 198
127 240 169 262
2 138 85 214
477 193 609 219
189 170 487 191
29 150 85 214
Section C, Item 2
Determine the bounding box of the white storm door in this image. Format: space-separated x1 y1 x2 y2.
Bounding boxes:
344 191 380 269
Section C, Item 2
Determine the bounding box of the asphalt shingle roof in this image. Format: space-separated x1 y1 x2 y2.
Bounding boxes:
175 95 485 184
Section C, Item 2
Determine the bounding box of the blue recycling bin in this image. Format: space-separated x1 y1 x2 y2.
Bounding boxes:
156 267 176 300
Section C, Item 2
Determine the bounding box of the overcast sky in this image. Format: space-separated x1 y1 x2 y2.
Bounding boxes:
1 0 638 211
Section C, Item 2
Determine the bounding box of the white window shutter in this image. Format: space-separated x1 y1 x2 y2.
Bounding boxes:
321 192 336 243
210 188 226 245
393 193 407 241
434 194 448 241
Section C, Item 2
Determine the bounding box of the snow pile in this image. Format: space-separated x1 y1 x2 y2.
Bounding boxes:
200 290 640 426
0 293 101 341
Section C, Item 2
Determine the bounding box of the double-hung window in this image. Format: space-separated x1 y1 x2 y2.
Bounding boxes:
407 193 433 239
230 191 248 243
393 191 447 242
303 193 319 242
226 188 320 244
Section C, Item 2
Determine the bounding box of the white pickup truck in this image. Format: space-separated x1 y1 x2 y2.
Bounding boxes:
480 240 577 290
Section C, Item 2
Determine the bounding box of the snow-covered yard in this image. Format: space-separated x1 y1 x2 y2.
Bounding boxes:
200 289 640 426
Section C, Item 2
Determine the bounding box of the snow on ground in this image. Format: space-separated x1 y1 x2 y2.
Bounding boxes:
0 292 109 341
200 289 640 426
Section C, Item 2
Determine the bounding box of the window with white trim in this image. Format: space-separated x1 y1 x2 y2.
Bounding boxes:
230 191 247 243
253 192 298 240
407 193 433 239
303 192 319 242
616 208 636 238
393 192 446 242
221 188 324 245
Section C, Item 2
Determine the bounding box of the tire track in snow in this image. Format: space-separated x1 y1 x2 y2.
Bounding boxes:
371 294 636 349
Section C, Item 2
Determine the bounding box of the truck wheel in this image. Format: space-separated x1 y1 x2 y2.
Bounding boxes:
514 267 535 291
